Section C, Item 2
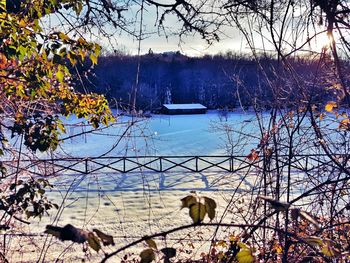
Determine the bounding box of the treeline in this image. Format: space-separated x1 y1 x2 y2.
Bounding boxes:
80 51 329 111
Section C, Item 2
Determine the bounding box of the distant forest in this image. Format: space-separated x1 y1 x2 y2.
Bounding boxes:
79 51 330 111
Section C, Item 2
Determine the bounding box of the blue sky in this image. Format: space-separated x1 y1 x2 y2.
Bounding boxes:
44 2 331 57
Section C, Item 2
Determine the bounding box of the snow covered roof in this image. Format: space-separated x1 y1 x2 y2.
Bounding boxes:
163 104 207 110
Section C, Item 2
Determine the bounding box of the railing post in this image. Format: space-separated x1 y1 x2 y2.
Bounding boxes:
230 156 233 172
85 159 88 174
195 156 198 172
305 156 308 171
159 157 162 172
123 157 126 173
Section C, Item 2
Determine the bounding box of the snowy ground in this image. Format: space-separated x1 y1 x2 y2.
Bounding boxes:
8 111 267 262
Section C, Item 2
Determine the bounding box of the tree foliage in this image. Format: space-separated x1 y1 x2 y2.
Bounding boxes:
0 0 114 241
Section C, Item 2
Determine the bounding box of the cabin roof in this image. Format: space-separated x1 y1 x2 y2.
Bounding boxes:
163 103 207 110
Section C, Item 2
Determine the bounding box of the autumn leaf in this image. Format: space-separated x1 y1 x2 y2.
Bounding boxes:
236 242 255 263
140 248 155 263
322 239 340 257
0 0 5 12
45 224 88 243
258 196 290 211
161 247 176 262
56 69 64 83
189 202 206 224
181 195 197 209
18 19 26 28
299 210 320 230
145 239 157 250
204 197 216 220
304 236 323 247
339 118 350 130
93 229 115 246
90 53 98 65
87 232 101 252
325 101 337 112
0 52 7 69
246 149 259 162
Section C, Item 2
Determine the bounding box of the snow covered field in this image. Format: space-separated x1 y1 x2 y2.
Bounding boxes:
10 111 266 262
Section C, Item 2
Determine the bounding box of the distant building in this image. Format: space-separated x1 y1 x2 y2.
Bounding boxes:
162 104 207 115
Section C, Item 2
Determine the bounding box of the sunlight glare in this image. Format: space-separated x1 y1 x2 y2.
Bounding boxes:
317 32 334 49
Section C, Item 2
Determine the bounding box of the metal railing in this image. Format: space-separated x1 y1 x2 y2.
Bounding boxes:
2 153 346 177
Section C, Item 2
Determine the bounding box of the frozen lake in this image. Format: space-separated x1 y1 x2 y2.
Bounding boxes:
57 110 261 157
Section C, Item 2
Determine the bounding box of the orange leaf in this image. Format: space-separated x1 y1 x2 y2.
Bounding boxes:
339 119 350 130
0 53 7 69
325 101 337 112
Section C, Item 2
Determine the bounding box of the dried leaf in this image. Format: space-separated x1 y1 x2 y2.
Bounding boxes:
140 248 155 263
339 118 350 130
322 239 340 257
161 247 176 259
87 232 101 252
204 197 216 220
304 236 323 247
93 228 115 246
145 239 157 250
246 149 259 162
181 195 197 209
45 224 88 243
258 196 290 211
299 210 320 230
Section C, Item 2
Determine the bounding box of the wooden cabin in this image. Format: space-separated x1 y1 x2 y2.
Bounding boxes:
162 104 207 115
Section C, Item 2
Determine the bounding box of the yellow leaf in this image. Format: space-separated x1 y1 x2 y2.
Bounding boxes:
57 121 66 133
304 236 323 247
0 0 6 12
275 245 282 254
319 113 326 120
325 101 337 112
78 37 87 45
90 53 98 65
18 19 26 28
236 243 254 263
189 202 206 224
216 240 227 248
58 32 70 41
56 70 64 83
140 248 155 263
321 240 340 257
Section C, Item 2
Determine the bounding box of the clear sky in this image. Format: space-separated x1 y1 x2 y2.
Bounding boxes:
45 1 332 57
89 2 248 57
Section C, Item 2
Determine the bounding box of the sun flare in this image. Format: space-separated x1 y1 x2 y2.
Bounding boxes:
317 32 334 49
